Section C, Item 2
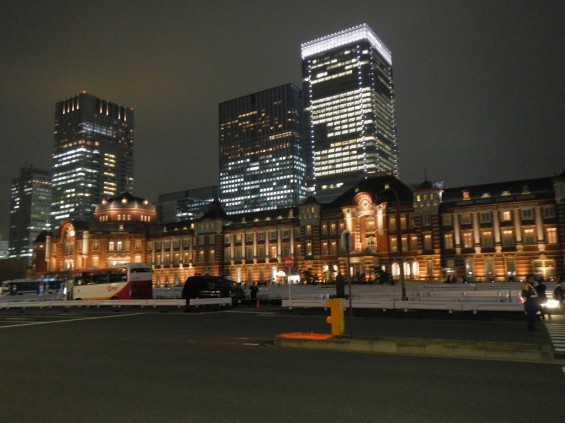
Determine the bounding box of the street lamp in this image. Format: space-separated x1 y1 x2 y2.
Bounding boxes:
341 229 353 336
379 183 407 301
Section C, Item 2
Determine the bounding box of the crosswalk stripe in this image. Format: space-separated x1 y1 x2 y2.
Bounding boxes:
543 315 565 359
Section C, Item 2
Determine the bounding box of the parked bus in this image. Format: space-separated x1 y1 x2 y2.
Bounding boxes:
45 263 153 300
1 278 62 296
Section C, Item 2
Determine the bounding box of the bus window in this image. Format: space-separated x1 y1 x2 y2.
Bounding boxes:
93 274 108 284
109 272 126 283
130 267 150 273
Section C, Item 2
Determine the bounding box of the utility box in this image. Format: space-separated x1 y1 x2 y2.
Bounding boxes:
325 298 345 336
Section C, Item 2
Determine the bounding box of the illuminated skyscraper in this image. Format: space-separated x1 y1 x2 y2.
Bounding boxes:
219 83 307 214
301 24 397 202
51 92 134 224
8 166 52 259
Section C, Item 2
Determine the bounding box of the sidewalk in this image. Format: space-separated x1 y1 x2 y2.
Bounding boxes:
274 310 565 363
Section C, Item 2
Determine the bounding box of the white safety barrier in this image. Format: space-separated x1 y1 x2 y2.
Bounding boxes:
282 298 525 312
2 282 553 313
0 297 239 310
0 299 185 309
188 297 232 307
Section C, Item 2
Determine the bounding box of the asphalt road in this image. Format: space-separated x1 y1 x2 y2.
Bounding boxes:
0 308 562 423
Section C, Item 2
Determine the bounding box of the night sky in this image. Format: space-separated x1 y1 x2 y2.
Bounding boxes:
1 0 564 238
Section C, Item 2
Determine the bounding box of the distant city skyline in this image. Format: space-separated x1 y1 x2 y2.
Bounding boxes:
1 1 564 237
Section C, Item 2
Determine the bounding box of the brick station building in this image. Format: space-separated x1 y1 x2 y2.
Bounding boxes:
34 172 565 285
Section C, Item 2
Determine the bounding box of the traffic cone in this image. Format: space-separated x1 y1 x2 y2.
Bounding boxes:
256 298 261 308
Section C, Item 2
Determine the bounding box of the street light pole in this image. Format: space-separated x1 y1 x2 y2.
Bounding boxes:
341 229 353 337
383 183 407 301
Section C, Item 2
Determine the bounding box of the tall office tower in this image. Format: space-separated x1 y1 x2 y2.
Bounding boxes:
8 167 52 259
51 92 134 224
301 24 398 202
219 83 307 214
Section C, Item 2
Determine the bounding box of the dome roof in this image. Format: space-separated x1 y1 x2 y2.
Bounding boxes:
95 192 155 213
93 192 156 223
419 180 433 189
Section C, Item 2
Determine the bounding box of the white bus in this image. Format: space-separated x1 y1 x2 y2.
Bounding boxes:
1 278 62 295
44 263 153 300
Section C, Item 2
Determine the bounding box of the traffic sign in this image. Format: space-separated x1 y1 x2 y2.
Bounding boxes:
285 256 294 268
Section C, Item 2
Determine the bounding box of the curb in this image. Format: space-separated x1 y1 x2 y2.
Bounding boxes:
274 332 556 363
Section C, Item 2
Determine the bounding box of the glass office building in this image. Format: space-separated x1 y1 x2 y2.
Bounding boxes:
51 92 134 224
219 83 307 214
301 24 398 202
8 167 52 259
156 185 219 223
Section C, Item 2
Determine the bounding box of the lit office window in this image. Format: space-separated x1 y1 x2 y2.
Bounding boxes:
423 234 432 250
501 211 512 222
462 232 473 248
390 236 397 253
444 233 454 250
546 228 557 244
523 229 535 245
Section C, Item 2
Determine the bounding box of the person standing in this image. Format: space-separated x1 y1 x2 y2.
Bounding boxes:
335 272 346 298
249 283 259 306
553 277 565 314
534 279 551 320
521 275 540 330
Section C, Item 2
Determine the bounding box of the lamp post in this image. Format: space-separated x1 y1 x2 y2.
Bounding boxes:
381 183 407 301
341 229 353 336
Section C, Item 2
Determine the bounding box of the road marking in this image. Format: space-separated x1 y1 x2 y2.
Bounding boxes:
0 313 145 329
544 316 565 359
3 317 33 321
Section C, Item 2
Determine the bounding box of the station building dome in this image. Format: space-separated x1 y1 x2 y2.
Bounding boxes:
93 192 156 223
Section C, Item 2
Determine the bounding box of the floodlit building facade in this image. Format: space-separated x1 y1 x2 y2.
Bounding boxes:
51 92 134 225
8 167 52 260
33 192 155 274
301 24 398 202
34 172 565 285
219 83 307 214
438 177 565 281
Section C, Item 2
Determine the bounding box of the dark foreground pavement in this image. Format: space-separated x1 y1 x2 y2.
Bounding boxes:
1 306 564 423
273 306 565 363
